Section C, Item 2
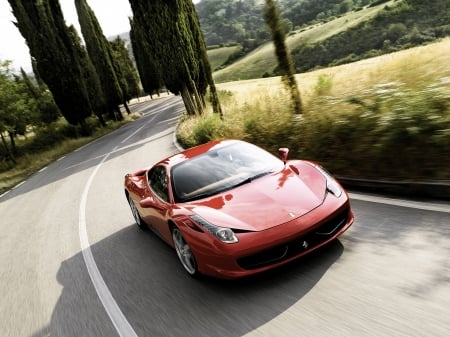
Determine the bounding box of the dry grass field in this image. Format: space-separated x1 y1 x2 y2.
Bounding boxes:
213 37 450 107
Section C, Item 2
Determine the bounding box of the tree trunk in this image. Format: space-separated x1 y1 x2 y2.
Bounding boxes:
123 101 131 114
189 79 203 115
180 85 196 116
96 112 106 127
8 131 17 154
209 82 223 119
1 133 16 164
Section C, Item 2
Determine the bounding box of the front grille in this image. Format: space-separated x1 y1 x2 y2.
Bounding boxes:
237 206 350 270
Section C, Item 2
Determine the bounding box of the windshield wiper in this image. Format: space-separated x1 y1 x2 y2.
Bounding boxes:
180 191 217 203
233 170 274 188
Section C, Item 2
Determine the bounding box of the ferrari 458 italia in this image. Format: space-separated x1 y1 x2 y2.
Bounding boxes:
124 139 353 279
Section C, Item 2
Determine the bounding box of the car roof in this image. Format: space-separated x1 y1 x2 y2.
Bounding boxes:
156 139 241 169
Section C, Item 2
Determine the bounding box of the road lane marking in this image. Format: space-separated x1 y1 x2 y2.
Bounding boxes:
79 146 138 337
349 192 449 213
78 126 180 337
120 125 146 144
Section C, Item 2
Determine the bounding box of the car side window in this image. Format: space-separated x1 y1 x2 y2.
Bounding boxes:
148 166 169 202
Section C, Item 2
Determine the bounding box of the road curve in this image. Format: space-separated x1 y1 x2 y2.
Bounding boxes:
1 96 449 337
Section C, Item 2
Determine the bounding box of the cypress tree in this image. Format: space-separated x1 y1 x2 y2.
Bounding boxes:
110 36 141 108
68 25 106 127
8 0 95 127
264 0 302 114
182 0 223 118
129 18 164 97
75 0 124 120
128 0 222 117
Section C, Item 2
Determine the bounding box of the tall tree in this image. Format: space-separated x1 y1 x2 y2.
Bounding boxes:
129 18 164 97
110 36 141 106
75 0 124 119
264 0 302 114
8 0 96 128
182 0 223 117
129 0 222 117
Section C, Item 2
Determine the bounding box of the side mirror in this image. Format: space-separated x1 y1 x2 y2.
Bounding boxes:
278 147 289 164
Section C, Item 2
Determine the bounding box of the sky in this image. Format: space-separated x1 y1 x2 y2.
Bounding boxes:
0 0 200 72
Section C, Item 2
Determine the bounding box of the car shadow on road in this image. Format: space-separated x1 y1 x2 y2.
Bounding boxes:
30 224 344 337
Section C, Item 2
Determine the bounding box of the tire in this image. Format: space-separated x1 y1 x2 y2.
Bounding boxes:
172 226 198 277
127 194 147 230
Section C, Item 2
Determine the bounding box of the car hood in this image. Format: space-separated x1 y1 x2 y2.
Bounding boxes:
185 168 326 231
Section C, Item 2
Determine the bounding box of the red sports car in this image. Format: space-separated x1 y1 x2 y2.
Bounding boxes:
124 139 353 279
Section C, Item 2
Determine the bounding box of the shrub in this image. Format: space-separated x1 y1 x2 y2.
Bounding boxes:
314 74 333 96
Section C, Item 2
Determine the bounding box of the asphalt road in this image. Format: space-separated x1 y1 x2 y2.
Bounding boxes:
1 96 449 337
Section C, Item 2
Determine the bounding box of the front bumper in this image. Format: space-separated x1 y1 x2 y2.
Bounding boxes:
189 193 354 279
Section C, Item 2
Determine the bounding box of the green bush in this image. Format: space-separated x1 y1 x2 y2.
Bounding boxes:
314 74 334 96
192 114 225 144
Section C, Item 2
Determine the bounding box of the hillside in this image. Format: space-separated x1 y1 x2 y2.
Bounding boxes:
208 0 449 82
210 0 392 82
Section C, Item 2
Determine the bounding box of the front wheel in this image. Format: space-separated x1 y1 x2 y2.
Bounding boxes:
127 194 147 230
172 227 198 277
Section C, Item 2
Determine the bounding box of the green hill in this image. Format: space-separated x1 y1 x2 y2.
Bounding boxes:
210 0 394 82
208 0 449 83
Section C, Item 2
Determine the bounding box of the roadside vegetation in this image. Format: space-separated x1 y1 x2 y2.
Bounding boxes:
0 114 139 194
177 38 450 181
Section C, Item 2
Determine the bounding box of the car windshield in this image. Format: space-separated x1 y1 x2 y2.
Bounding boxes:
171 142 284 202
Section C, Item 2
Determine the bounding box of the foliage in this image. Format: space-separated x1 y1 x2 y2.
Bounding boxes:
0 61 32 159
75 0 123 121
0 116 131 194
296 80 450 179
110 36 141 103
196 0 371 47
314 74 334 95
291 0 450 72
129 18 163 96
8 0 97 126
129 0 222 117
196 0 267 46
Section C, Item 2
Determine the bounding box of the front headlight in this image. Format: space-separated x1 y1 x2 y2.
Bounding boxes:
316 166 342 198
190 214 238 243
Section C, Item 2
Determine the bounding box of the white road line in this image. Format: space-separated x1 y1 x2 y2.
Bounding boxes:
349 192 450 213
120 125 145 144
120 107 164 144
77 125 177 337
79 146 138 337
13 181 26 189
0 190 10 199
